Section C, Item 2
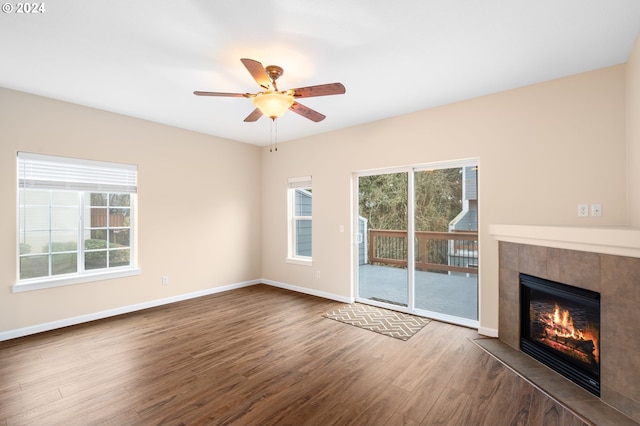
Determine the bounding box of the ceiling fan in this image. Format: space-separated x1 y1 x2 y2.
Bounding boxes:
194 58 346 122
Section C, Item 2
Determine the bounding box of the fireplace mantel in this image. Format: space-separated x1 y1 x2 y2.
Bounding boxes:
489 224 640 259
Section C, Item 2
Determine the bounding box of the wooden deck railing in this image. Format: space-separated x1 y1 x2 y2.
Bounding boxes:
368 229 478 274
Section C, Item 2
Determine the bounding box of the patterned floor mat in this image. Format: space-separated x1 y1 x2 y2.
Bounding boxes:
323 303 430 341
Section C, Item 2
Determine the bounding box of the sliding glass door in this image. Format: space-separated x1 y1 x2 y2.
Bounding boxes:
355 161 478 327
413 165 478 325
357 171 409 308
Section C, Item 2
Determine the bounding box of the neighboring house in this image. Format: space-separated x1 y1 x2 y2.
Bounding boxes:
449 166 478 271
449 166 478 233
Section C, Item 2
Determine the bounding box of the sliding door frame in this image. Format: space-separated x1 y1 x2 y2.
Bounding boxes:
354 167 412 313
353 158 479 327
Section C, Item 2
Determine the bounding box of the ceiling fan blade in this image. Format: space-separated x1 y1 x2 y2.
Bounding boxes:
240 58 274 91
244 108 263 122
193 91 250 98
290 83 345 98
290 101 326 122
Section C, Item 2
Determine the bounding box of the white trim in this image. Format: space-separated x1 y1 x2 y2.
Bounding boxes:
407 168 416 311
412 308 479 329
12 268 142 293
285 257 312 266
489 224 640 258
0 279 260 342
356 158 480 177
478 326 499 338
413 158 479 172
353 173 361 304
262 279 354 304
287 175 312 188
356 165 410 177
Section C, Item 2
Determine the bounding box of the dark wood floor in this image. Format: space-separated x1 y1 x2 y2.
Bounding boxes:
0 285 590 425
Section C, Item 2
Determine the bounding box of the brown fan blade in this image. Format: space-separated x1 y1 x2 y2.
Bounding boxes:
240 58 273 91
290 101 326 122
244 108 263 122
193 91 250 98
291 83 345 98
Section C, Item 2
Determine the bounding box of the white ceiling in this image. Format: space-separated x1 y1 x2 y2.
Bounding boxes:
2 1 639 146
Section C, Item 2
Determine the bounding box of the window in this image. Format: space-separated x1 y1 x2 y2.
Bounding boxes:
287 176 312 264
15 152 139 292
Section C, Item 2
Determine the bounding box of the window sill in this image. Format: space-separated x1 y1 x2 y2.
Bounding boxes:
286 257 313 266
12 268 141 293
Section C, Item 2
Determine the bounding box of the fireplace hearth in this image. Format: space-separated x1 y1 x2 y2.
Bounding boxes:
520 273 601 396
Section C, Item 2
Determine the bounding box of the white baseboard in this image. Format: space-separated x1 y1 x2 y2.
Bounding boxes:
478 326 499 338
2 278 491 342
0 279 259 342
261 279 354 304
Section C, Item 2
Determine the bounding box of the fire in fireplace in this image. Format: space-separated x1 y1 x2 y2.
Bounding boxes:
520 274 601 396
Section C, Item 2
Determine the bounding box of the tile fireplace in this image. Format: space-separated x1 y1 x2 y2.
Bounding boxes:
491 225 640 423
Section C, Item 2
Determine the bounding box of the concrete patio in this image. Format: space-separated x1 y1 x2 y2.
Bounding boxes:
358 264 478 321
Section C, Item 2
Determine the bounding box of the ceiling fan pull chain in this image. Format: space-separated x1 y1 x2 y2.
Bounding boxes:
268 118 279 152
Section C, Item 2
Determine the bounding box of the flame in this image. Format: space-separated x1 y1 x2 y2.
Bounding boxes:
540 304 599 363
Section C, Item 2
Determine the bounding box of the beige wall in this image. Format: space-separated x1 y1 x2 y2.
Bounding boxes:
261 64 628 333
0 88 262 334
628 34 640 226
1 50 634 336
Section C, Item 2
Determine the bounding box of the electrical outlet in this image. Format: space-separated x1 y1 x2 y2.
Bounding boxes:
577 204 589 217
162 276 169 285
316 270 321 279
591 204 602 217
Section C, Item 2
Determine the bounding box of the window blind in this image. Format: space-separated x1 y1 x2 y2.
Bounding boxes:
18 152 137 193
288 175 312 189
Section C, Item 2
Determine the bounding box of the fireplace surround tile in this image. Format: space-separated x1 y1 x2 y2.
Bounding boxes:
499 266 519 348
547 247 561 281
558 249 600 292
519 244 548 278
600 383 640 425
600 254 640 416
601 336 640 407
499 241 519 270
601 254 640 353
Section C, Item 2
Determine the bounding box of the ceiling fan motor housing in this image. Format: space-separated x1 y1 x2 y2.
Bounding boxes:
265 65 284 82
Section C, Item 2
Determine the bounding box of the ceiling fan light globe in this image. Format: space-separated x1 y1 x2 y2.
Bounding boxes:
252 92 294 119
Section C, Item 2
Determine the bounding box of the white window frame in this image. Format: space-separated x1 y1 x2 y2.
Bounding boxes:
14 152 140 293
287 176 312 266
